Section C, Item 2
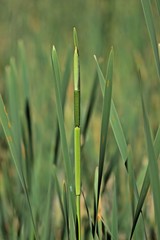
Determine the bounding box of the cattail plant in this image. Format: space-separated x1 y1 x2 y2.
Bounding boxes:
1 1 160 237
73 27 81 240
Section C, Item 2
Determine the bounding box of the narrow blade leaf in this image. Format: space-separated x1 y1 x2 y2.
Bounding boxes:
51 46 74 190
94 48 113 232
0 96 38 239
141 84 160 237
141 0 160 80
111 180 118 240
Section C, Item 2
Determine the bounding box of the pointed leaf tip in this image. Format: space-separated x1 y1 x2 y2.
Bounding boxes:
73 27 78 48
94 55 97 61
52 45 56 51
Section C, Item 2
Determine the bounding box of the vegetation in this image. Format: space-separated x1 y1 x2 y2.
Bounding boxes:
0 0 160 239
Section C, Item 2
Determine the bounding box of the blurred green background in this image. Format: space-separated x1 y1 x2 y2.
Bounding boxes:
0 0 160 238
0 0 159 159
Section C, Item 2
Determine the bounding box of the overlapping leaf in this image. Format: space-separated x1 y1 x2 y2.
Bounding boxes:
94 48 113 235
141 85 160 237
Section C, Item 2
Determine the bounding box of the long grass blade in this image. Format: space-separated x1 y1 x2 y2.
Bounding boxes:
53 50 71 164
51 46 76 238
141 83 160 238
93 167 99 237
63 181 70 239
52 165 75 239
51 46 74 193
141 0 160 80
155 0 160 15
130 104 160 239
128 147 136 220
95 54 128 163
0 96 38 239
130 127 160 239
42 152 55 240
154 125 160 157
5 61 23 173
110 101 128 163
128 147 145 239
111 179 118 240
94 47 113 234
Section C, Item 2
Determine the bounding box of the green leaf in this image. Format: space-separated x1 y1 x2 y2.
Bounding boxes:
51 46 74 190
94 52 128 164
53 50 71 164
51 46 76 225
0 95 23 190
63 181 70 239
130 126 160 239
128 146 146 239
128 147 136 219
93 167 99 236
141 85 160 238
5 61 23 172
155 0 160 16
154 125 160 158
111 180 118 240
110 101 128 163
141 0 160 80
130 125 160 239
94 55 106 95
0 96 38 239
94 48 113 233
52 165 76 239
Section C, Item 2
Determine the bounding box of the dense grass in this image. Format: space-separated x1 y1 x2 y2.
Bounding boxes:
0 0 160 239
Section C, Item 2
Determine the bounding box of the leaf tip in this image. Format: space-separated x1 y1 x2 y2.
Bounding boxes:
52 45 56 52
73 27 78 48
94 55 97 62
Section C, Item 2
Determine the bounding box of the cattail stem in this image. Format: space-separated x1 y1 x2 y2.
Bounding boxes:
74 127 81 195
73 27 81 240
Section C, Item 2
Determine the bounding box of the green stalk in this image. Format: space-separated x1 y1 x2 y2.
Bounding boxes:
73 27 81 240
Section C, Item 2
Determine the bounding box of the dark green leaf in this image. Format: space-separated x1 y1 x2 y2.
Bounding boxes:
94 48 113 234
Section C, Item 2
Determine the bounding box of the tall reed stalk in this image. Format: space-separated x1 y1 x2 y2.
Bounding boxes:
73 28 81 240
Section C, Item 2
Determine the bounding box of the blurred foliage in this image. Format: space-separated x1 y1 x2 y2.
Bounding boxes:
0 0 159 130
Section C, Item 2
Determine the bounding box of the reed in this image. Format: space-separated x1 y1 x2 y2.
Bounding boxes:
73 27 81 240
0 1 160 238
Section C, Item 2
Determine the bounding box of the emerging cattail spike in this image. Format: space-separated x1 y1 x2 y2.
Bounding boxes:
74 47 80 91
